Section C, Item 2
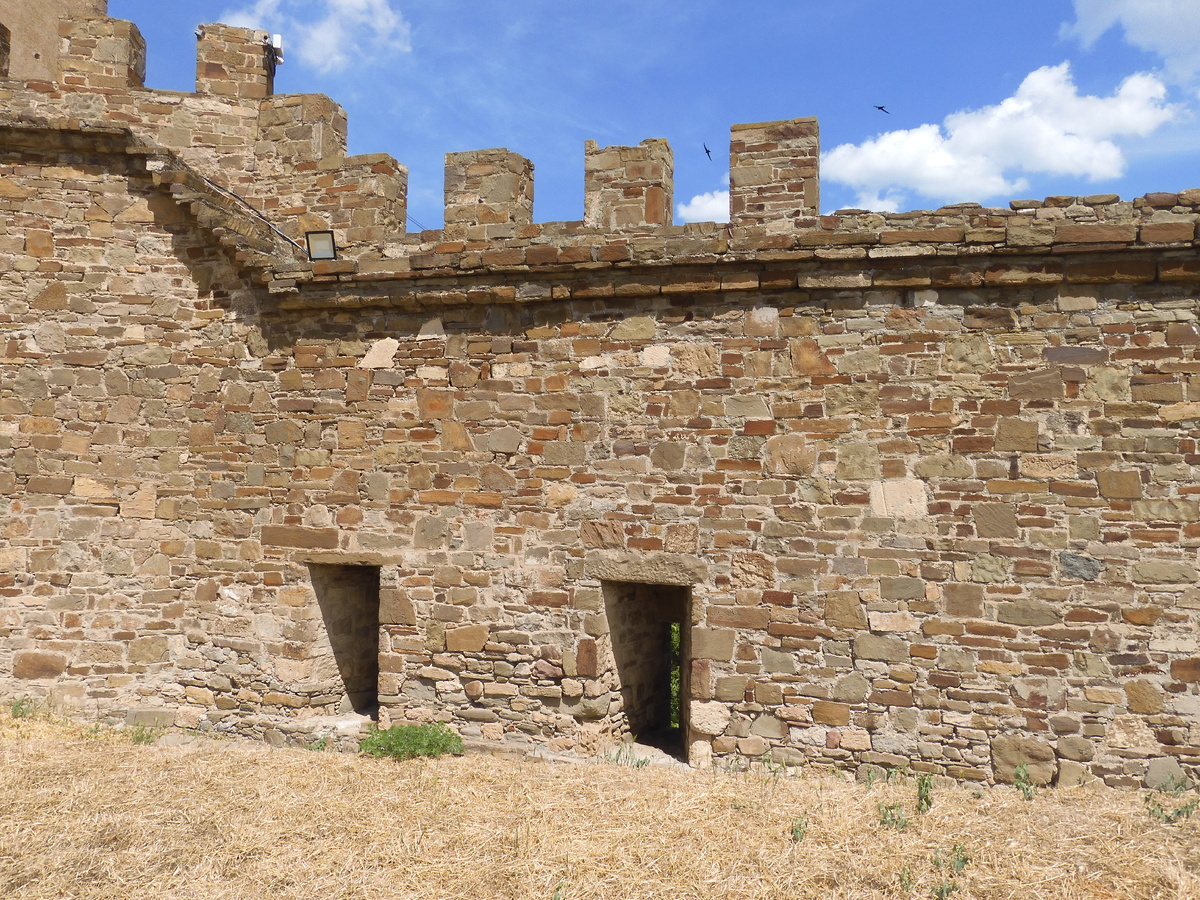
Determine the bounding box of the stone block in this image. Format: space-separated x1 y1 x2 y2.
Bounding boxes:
1131 560 1196 584
995 418 1038 452
749 714 788 739
880 576 924 600
824 593 868 629
991 733 1056 785
1060 553 1102 581
1098 469 1143 499
836 443 880 480
1056 736 1095 762
128 636 169 664
868 480 927 519
1169 658 1200 682
13 650 68 679
611 316 656 341
715 675 750 702
853 634 908 662
446 624 489 653
833 672 871 703
690 701 732 736
1124 680 1164 714
997 600 1060 627
760 648 796 674
576 638 598 678
944 334 995 372
261 526 339 550
1008 369 1064 401
942 583 983 618
811 701 850 726
764 434 816 475
581 520 625 549
1144 756 1187 791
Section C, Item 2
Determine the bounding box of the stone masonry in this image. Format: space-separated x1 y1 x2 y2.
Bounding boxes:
3 1 1200 789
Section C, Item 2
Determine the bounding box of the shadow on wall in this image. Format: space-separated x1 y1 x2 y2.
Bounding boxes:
1 24 10 78
308 564 381 717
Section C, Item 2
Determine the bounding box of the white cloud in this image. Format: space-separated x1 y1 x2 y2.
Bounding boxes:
678 189 729 223
824 63 1176 212
1064 0 1200 82
219 0 412 74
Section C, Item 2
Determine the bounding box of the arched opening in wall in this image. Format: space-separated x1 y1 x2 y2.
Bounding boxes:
308 564 381 717
0 24 11 78
603 581 690 760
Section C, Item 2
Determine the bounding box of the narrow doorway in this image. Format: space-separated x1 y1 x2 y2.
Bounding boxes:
602 581 690 760
308 564 381 717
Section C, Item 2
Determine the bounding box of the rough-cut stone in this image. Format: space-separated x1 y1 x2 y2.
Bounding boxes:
764 434 816 475
445 625 490 653
1124 680 1165 715
1131 561 1196 584
824 593 868 629
1060 553 1102 581
690 702 732 736
1144 756 1187 791
1098 470 1143 500
991 734 1056 785
13 651 68 680
974 503 1019 538
360 338 400 369
868 480 927 519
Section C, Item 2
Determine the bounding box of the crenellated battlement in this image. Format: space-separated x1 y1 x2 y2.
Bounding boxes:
1 4 1198 283
196 23 275 101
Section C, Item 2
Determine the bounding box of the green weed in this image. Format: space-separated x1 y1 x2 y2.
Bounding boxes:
128 725 161 745
1144 792 1198 824
934 844 970 876
359 723 464 761
1013 763 1037 801
789 815 808 843
878 801 908 830
916 773 934 814
899 866 914 891
931 881 959 900
10 696 36 719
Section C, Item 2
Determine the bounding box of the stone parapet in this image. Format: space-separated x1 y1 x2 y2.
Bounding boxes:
584 138 673 230
196 23 274 100
60 14 145 92
730 117 819 233
444 148 535 240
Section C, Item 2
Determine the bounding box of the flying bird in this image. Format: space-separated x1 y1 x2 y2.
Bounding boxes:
704 143 712 160
874 105 890 114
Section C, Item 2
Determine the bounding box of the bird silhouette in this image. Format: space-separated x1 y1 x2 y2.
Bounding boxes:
703 143 712 160
874 105 890 114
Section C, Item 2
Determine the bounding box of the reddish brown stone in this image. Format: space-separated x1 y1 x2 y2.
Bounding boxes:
576 638 598 678
13 650 68 679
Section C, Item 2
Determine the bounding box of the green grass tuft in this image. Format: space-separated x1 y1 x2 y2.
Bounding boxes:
359 723 464 761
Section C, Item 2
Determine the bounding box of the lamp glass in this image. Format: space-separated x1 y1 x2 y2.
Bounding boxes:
306 231 337 261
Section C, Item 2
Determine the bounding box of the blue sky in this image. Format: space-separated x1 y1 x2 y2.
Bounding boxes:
107 1 1200 231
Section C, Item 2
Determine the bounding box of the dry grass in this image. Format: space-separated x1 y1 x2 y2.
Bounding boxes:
1 713 1197 900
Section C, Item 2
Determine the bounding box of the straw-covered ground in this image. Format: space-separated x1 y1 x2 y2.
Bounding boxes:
1 713 1197 900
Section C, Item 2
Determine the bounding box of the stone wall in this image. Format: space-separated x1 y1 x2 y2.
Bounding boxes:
1 3 1199 789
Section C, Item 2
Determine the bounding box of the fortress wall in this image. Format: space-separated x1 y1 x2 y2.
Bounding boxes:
2 125 1199 785
1 4 1199 788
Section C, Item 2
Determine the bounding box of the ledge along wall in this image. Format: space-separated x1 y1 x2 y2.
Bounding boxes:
2 1 1200 789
